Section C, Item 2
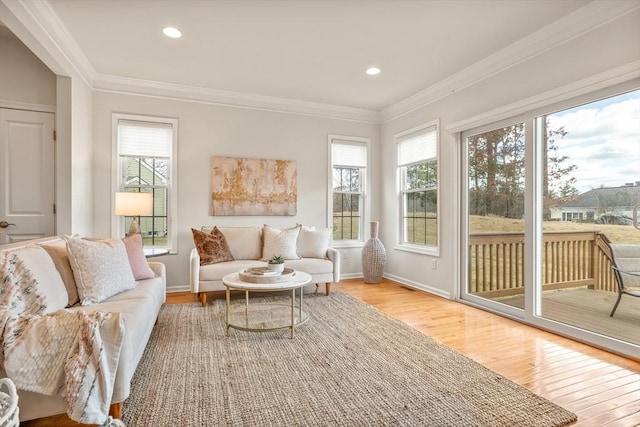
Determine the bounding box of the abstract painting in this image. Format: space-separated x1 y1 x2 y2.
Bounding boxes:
211 156 297 216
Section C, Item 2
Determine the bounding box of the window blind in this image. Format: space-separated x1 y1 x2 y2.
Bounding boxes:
332 141 367 168
118 120 173 158
398 126 437 166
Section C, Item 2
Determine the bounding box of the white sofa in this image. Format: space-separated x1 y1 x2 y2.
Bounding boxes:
190 225 340 306
0 235 166 422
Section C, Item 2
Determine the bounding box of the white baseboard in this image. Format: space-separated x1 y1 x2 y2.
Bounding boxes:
382 273 451 300
335 272 451 300
166 285 191 293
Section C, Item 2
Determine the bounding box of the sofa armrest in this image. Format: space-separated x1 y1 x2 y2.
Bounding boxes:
189 248 200 293
327 247 341 283
148 262 165 279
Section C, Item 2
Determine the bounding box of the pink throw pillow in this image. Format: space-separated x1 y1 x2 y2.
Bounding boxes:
122 234 156 280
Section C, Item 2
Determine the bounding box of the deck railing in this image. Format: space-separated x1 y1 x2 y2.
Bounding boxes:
469 231 616 298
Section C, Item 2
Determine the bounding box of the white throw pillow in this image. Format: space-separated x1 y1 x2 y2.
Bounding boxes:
297 227 332 259
8 245 69 313
261 225 301 261
65 237 136 305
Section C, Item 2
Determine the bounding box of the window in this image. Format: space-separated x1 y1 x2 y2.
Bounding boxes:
562 212 584 222
113 114 178 252
459 85 640 358
329 136 368 243
397 122 438 249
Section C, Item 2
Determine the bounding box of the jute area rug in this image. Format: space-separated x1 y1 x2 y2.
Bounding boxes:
122 292 577 426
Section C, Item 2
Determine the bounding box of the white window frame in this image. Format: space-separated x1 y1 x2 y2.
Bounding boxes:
111 113 178 253
328 135 370 247
395 120 440 256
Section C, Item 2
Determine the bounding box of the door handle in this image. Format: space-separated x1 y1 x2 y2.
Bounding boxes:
0 221 15 228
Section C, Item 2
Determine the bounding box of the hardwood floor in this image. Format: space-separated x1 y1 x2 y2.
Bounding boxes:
23 278 639 426
333 279 640 427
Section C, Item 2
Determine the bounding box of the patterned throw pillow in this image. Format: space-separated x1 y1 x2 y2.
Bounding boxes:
261 224 301 261
6 245 69 313
65 237 136 305
191 227 234 266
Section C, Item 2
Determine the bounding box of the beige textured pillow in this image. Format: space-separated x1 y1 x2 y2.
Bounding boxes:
65 237 136 305
297 227 332 259
191 227 234 265
214 227 262 260
9 245 69 313
261 225 301 261
40 240 80 306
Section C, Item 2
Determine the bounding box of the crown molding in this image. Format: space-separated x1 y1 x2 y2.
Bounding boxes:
446 61 640 133
6 0 637 124
381 0 640 123
92 74 380 123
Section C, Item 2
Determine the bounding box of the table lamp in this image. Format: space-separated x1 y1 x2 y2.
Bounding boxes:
115 192 153 236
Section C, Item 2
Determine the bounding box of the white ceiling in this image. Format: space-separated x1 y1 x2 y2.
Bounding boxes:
4 0 639 117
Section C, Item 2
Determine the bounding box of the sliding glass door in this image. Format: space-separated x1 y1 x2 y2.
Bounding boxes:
536 91 640 346
464 122 527 317
461 87 640 355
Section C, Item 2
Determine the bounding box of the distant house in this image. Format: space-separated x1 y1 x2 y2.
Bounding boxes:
550 184 640 223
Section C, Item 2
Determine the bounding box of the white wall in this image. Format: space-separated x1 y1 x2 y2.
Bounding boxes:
69 77 94 236
379 10 640 298
91 92 379 290
0 26 56 108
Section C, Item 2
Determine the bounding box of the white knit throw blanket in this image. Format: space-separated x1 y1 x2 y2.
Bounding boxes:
0 252 125 425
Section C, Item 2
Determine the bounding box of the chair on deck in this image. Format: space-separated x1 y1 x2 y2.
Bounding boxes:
608 243 640 317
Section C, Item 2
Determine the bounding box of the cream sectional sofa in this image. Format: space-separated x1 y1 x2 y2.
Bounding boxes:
190 225 340 306
0 235 166 423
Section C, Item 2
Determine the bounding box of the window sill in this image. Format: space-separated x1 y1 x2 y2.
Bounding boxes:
332 241 365 249
394 244 439 257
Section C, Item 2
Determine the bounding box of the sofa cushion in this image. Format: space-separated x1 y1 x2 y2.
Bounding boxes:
199 260 266 282
203 226 262 260
123 234 156 280
192 228 234 265
297 227 331 259
39 240 80 306
65 237 136 305
8 245 69 313
261 224 301 261
285 258 335 276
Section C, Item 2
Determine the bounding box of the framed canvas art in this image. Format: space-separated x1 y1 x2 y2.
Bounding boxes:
211 156 297 216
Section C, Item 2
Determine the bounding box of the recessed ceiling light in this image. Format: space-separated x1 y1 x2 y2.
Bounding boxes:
366 67 381 76
163 27 182 38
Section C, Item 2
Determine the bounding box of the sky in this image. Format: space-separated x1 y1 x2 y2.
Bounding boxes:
547 90 640 194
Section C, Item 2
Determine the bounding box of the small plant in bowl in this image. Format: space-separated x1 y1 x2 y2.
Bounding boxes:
267 255 285 273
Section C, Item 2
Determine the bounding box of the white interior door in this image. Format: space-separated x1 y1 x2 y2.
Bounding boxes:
0 108 55 245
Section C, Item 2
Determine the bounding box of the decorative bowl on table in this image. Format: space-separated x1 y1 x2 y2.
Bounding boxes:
239 267 295 283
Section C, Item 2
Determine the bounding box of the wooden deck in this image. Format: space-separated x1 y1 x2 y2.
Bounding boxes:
496 288 639 345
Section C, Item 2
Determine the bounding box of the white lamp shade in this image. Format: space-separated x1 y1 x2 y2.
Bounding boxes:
115 192 153 216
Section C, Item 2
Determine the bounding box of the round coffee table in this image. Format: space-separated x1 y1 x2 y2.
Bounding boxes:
222 270 312 338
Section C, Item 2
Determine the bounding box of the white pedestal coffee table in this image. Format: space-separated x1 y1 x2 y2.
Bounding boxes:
222 270 312 338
